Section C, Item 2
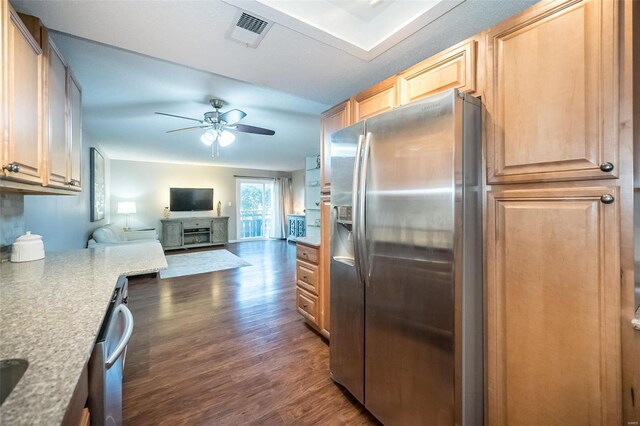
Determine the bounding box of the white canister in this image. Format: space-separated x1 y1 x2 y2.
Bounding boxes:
11 231 45 263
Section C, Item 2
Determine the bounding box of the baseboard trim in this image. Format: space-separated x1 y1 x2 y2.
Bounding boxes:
228 238 288 244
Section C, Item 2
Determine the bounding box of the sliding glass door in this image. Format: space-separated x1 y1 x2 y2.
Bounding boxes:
236 178 274 240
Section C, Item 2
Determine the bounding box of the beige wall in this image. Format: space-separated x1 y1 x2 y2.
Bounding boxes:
109 159 291 241
291 169 305 214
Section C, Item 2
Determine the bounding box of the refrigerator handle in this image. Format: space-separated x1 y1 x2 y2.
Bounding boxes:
352 134 365 283
358 132 372 286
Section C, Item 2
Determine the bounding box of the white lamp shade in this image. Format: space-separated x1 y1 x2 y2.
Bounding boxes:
219 130 236 147
117 201 137 214
200 129 217 145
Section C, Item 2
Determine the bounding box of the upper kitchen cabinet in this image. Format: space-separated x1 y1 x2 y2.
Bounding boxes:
486 186 621 425
67 71 82 191
485 0 619 184
320 100 350 194
2 6 43 184
0 8 83 195
43 29 69 189
397 39 477 106
351 76 398 123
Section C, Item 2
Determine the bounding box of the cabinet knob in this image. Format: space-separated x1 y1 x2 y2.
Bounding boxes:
600 194 615 204
67 179 79 186
302 304 308 308
599 162 614 172
2 163 20 173
303 276 307 280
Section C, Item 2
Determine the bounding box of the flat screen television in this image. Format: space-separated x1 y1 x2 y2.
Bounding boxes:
170 188 214 211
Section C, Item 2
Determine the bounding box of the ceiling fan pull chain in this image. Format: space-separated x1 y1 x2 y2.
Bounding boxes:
211 140 220 158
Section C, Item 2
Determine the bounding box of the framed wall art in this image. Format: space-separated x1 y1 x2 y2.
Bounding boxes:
90 148 105 222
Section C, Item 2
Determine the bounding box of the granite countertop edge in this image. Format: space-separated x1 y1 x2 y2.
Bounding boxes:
295 236 321 248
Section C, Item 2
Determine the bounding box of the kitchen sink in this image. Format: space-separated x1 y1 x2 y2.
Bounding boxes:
0 359 28 405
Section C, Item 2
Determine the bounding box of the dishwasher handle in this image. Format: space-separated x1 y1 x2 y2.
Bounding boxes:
105 304 134 369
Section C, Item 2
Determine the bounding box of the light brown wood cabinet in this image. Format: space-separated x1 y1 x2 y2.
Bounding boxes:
2 6 43 184
296 286 318 325
44 32 68 189
295 241 330 338
486 186 621 426
485 0 619 184
319 196 331 337
320 100 351 194
351 76 398 122
67 71 82 191
79 408 90 426
1 7 83 194
398 39 477 105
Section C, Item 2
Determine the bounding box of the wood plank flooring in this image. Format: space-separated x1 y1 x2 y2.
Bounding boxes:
123 240 379 425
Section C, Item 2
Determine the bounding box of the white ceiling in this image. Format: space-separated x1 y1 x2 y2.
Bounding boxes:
12 0 535 105
11 0 535 171
49 32 326 171
233 0 465 60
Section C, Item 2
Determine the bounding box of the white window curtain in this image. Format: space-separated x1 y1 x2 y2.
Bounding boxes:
271 177 292 239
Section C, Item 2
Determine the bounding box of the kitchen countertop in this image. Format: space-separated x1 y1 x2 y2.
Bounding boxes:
0 242 167 425
296 236 320 247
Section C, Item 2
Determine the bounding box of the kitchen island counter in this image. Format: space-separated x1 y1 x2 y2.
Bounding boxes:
0 243 167 425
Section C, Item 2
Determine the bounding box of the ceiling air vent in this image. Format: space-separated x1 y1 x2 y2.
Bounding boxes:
237 13 268 35
226 10 273 48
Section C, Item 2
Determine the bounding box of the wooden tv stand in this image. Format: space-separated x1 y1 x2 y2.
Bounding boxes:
160 217 229 250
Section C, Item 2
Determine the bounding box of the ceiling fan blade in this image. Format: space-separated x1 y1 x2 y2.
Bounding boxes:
155 112 204 123
166 125 211 133
232 124 275 136
218 109 247 125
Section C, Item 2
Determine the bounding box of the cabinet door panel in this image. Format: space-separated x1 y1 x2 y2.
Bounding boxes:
486 0 618 183
398 39 476 105
321 101 350 194
46 39 68 188
162 223 182 248
352 77 397 122
67 72 82 190
5 9 42 183
487 187 620 426
211 219 228 243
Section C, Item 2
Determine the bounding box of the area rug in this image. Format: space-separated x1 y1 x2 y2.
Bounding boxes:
160 249 251 279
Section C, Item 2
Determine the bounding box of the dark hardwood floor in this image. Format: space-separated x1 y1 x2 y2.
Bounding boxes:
123 240 378 425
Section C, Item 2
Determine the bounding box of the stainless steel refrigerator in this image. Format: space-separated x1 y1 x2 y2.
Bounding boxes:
329 89 483 425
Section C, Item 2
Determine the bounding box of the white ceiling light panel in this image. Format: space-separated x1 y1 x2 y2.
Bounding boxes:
223 0 465 61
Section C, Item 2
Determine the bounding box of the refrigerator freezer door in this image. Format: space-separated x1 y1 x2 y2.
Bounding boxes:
363 91 459 424
329 121 365 403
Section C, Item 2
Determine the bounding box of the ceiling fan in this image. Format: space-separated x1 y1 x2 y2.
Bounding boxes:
155 99 275 156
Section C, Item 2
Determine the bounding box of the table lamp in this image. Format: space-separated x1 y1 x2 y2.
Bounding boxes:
117 201 136 230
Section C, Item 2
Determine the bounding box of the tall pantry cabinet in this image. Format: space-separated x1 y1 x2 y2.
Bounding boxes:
484 0 634 424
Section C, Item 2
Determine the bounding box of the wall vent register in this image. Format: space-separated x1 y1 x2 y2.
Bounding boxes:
237 12 269 34
226 10 273 48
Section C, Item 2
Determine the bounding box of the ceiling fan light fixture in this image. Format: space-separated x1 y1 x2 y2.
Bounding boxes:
219 130 236 147
201 129 217 145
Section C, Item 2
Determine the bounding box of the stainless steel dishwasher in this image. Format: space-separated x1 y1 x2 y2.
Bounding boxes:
88 276 133 426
